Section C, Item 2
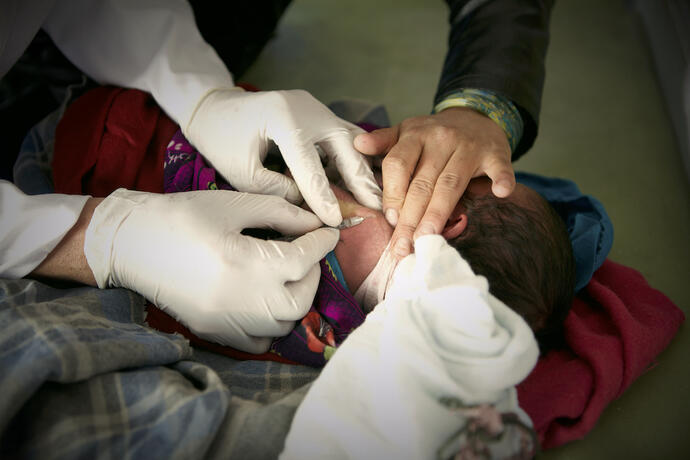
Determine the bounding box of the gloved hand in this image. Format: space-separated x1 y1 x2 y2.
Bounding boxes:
84 188 339 353
183 88 382 227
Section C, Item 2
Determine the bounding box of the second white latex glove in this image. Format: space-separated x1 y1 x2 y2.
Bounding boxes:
184 88 382 227
84 189 339 353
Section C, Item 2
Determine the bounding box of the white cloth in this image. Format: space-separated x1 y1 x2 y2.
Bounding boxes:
353 242 397 313
281 235 539 460
0 0 233 278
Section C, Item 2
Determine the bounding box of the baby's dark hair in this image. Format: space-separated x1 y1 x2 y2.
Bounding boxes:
448 189 576 353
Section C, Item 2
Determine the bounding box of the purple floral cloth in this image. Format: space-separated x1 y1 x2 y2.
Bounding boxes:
164 130 234 193
163 130 366 367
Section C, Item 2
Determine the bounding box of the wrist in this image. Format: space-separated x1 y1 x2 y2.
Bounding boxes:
433 89 524 153
84 189 157 289
30 197 103 286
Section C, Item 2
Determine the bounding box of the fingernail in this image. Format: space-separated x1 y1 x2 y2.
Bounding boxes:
385 208 398 226
495 180 512 196
353 133 365 147
393 237 412 258
415 222 435 238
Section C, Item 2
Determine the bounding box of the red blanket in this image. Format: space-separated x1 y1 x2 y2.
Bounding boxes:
53 86 175 196
52 86 685 449
516 259 684 448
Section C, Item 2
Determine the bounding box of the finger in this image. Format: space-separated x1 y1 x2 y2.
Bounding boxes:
239 314 294 339
414 153 472 239
260 227 339 278
280 227 340 279
278 135 342 227
272 263 322 321
244 195 325 235
341 118 367 136
380 134 424 226
319 133 382 210
482 151 516 198
232 335 274 354
199 317 275 353
245 167 303 204
387 144 448 258
353 125 400 156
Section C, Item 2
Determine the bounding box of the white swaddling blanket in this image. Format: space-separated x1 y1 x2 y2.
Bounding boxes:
281 235 539 459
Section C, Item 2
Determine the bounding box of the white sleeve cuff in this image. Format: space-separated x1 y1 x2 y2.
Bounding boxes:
0 181 89 278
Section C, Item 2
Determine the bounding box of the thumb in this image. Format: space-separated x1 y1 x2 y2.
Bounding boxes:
232 335 274 354
278 227 340 279
246 168 303 204
248 197 325 236
278 138 342 227
482 153 516 198
354 126 400 156
273 263 323 321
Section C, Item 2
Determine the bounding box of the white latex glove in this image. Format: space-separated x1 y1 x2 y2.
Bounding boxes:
84 188 339 353
183 88 382 227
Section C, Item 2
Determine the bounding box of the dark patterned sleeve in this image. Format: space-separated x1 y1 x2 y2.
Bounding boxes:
437 0 554 159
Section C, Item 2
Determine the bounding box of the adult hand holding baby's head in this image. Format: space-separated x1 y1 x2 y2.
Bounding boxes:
354 107 515 259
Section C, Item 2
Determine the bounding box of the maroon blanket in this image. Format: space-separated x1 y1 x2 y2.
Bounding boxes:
52 86 685 449
517 259 684 448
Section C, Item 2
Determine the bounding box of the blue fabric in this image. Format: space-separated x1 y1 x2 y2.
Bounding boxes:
516 172 614 292
12 109 60 196
323 250 349 292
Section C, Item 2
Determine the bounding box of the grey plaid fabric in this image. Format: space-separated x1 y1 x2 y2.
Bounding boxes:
0 278 319 459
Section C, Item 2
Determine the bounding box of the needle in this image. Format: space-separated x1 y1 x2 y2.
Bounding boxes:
336 216 365 230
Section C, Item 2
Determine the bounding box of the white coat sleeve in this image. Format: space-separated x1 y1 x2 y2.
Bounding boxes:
0 181 89 278
42 0 234 130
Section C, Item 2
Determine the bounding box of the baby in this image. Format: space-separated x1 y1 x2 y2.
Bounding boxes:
329 174 576 353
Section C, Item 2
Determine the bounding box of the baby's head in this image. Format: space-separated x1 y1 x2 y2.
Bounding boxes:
329 174 575 353
443 178 576 352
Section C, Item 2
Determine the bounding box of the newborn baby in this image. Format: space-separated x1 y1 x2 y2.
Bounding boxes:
330 174 575 353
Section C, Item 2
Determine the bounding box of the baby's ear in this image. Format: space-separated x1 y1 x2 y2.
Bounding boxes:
442 213 468 239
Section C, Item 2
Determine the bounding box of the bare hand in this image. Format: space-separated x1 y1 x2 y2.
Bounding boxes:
354 107 516 259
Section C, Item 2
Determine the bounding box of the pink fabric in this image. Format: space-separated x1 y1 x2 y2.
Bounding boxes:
517 259 685 448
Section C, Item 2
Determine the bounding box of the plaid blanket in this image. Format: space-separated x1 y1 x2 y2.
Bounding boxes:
0 278 319 459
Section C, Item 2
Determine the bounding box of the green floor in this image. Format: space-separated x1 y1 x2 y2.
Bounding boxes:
244 0 690 457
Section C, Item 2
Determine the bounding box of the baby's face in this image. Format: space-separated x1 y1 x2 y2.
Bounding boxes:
331 185 393 291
